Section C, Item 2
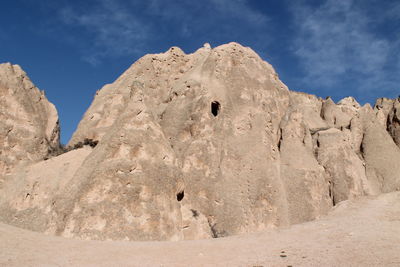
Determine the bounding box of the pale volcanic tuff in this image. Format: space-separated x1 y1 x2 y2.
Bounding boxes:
0 43 399 241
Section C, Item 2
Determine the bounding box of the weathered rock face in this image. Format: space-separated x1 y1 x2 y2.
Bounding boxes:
57 88 184 241
0 83 184 241
0 43 399 241
279 94 332 225
0 147 93 233
375 97 400 148
159 44 294 237
0 63 59 188
68 45 211 146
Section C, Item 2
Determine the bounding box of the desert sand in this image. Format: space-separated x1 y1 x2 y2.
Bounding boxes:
1 192 399 266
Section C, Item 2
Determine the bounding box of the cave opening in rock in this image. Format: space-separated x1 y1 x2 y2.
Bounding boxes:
211 101 220 117
176 190 184 201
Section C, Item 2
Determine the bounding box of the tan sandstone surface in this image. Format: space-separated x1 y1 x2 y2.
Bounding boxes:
0 63 60 187
1 192 399 266
0 43 399 244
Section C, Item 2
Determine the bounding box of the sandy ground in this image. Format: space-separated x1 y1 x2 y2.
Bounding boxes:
1 192 400 267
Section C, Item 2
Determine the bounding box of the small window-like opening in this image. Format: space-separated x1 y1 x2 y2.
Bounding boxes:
176 190 184 201
211 101 220 117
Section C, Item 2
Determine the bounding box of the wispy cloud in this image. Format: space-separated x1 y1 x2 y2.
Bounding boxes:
291 0 400 99
59 0 150 65
146 0 269 39
209 0 268 25
57 0 269 65
386 1 400 20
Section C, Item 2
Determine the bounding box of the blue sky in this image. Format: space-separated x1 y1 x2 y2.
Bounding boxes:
1 0 399 144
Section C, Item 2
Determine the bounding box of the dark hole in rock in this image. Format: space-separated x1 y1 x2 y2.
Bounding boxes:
191 209 199 218
211 101 220 117
83 138 99 148
177 190 184 201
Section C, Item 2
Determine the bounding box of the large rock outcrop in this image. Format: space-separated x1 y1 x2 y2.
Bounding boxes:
0 43 399 241
0 63 60 188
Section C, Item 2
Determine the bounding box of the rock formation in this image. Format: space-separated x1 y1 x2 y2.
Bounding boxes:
0 63 59 188
375 97 400 147
0 43 399 241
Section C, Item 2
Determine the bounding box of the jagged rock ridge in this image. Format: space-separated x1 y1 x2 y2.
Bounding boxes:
0 43 399 241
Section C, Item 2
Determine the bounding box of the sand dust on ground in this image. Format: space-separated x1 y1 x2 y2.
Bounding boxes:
1 192 400 267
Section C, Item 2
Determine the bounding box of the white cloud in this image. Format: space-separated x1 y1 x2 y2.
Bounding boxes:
291 0 399 98
58 0 269 65
59 0 150 65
